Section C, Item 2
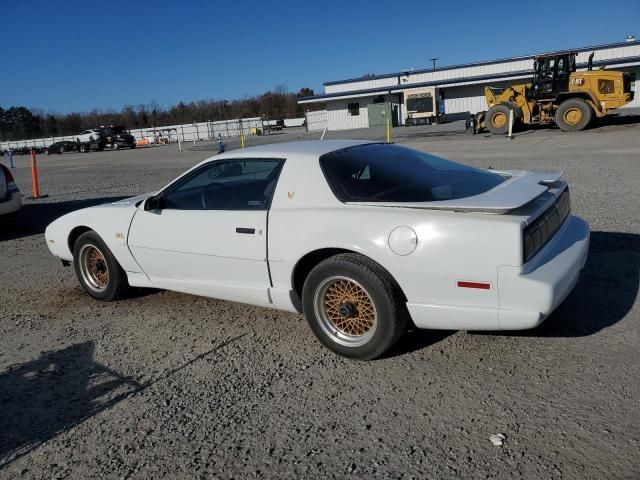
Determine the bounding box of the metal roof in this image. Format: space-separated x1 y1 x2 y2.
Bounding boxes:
323 40 638 87
299 55 640 104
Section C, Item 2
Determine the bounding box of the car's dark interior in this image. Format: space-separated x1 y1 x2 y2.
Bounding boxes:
162 159 283 210
321 143 505 203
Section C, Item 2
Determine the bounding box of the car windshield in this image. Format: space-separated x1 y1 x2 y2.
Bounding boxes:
319 143 506 203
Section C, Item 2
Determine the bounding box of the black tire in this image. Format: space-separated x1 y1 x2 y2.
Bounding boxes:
485 104 513 135
302 253 408 360
555 98 593 132
79 143 88 153
73 231 130 301
113 143 119 150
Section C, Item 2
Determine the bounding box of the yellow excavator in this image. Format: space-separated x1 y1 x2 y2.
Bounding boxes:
474 51 635 134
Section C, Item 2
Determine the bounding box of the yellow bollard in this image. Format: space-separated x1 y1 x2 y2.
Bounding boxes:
240 124 245 149
386 117 391 143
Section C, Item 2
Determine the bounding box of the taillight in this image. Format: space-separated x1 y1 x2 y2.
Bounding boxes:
523 189 571 263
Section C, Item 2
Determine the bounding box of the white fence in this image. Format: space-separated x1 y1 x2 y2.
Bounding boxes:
0 116 306 150
304 110 328 132
130 118 263 144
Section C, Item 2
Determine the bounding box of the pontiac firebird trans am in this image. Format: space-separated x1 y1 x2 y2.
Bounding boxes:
45 141 590 360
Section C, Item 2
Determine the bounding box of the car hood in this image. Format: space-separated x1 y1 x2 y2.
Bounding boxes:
347 170 563 214
111 192 154 207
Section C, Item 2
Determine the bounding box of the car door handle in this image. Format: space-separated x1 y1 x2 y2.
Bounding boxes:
236 227 255 234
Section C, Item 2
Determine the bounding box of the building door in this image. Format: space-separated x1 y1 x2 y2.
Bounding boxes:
391 104 400 127
367 102 392 127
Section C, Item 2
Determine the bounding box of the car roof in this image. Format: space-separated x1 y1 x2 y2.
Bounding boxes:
214 140 375 161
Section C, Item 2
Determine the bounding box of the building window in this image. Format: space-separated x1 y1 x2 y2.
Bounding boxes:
348 103 360 116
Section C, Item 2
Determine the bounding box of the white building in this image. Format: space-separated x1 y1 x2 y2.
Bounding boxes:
299 40 640 131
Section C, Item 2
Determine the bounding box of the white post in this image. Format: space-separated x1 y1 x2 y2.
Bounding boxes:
321 127 328 140
177 130 183 152
508 109 514 138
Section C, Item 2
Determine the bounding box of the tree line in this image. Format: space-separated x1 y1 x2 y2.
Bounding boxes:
0 86 322 142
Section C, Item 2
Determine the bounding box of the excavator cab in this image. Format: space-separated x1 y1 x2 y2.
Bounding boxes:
531 53 577 98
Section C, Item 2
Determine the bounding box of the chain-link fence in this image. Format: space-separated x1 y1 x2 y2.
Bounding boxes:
0 116 307 150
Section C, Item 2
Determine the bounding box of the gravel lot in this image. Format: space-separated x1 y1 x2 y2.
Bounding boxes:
1 113 639 479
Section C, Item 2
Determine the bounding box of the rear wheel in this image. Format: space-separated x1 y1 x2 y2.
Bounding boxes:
302 253 408 360
79 143 89 153
555 98 593 131
485 104 513 135
73 231 130 301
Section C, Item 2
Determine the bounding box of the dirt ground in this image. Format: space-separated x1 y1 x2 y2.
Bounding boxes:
0 114 639 479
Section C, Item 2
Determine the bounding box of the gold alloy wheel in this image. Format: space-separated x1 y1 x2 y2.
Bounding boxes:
313 276 378 347
491 111 507 128
79 244 110 292
563 107 583 126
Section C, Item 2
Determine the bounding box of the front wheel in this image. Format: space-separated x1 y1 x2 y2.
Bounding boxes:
555 98 593 131
73 231 130 301
302 253 408 360
485 104 514 135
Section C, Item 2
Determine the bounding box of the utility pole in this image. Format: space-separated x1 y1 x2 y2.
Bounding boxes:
430 57 439 70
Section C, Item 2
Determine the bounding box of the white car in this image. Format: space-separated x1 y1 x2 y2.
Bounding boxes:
0 163 22 216
76 129 104 143
45 141 590 360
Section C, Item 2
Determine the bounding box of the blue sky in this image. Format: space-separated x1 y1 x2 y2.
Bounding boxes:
1 0 638 113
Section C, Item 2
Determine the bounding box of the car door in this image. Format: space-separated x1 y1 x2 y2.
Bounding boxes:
128 158 284 307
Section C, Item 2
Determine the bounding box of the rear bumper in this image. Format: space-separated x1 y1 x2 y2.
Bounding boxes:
406 215 589 331
496 215 589 329
0 191 22 215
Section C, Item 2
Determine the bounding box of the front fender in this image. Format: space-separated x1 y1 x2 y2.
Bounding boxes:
45 203 143 273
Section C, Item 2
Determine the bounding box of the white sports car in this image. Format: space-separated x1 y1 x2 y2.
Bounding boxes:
45 141 590 359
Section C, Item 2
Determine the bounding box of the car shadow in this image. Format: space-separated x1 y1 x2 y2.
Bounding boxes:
0 196 127 242
384 329 453 359
0 342 142 467
0 334 246 468
486 231 639 339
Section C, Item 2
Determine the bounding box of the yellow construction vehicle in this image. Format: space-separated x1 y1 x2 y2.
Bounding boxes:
475 51 635 134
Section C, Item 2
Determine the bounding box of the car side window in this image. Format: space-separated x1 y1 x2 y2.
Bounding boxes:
162 159 284 210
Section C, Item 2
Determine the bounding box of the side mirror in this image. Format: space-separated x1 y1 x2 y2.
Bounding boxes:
144 194 163 211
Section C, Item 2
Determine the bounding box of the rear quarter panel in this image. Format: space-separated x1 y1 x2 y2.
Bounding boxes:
268 153 523 311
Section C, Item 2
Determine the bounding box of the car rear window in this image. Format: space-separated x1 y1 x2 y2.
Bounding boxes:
319 143 506 203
